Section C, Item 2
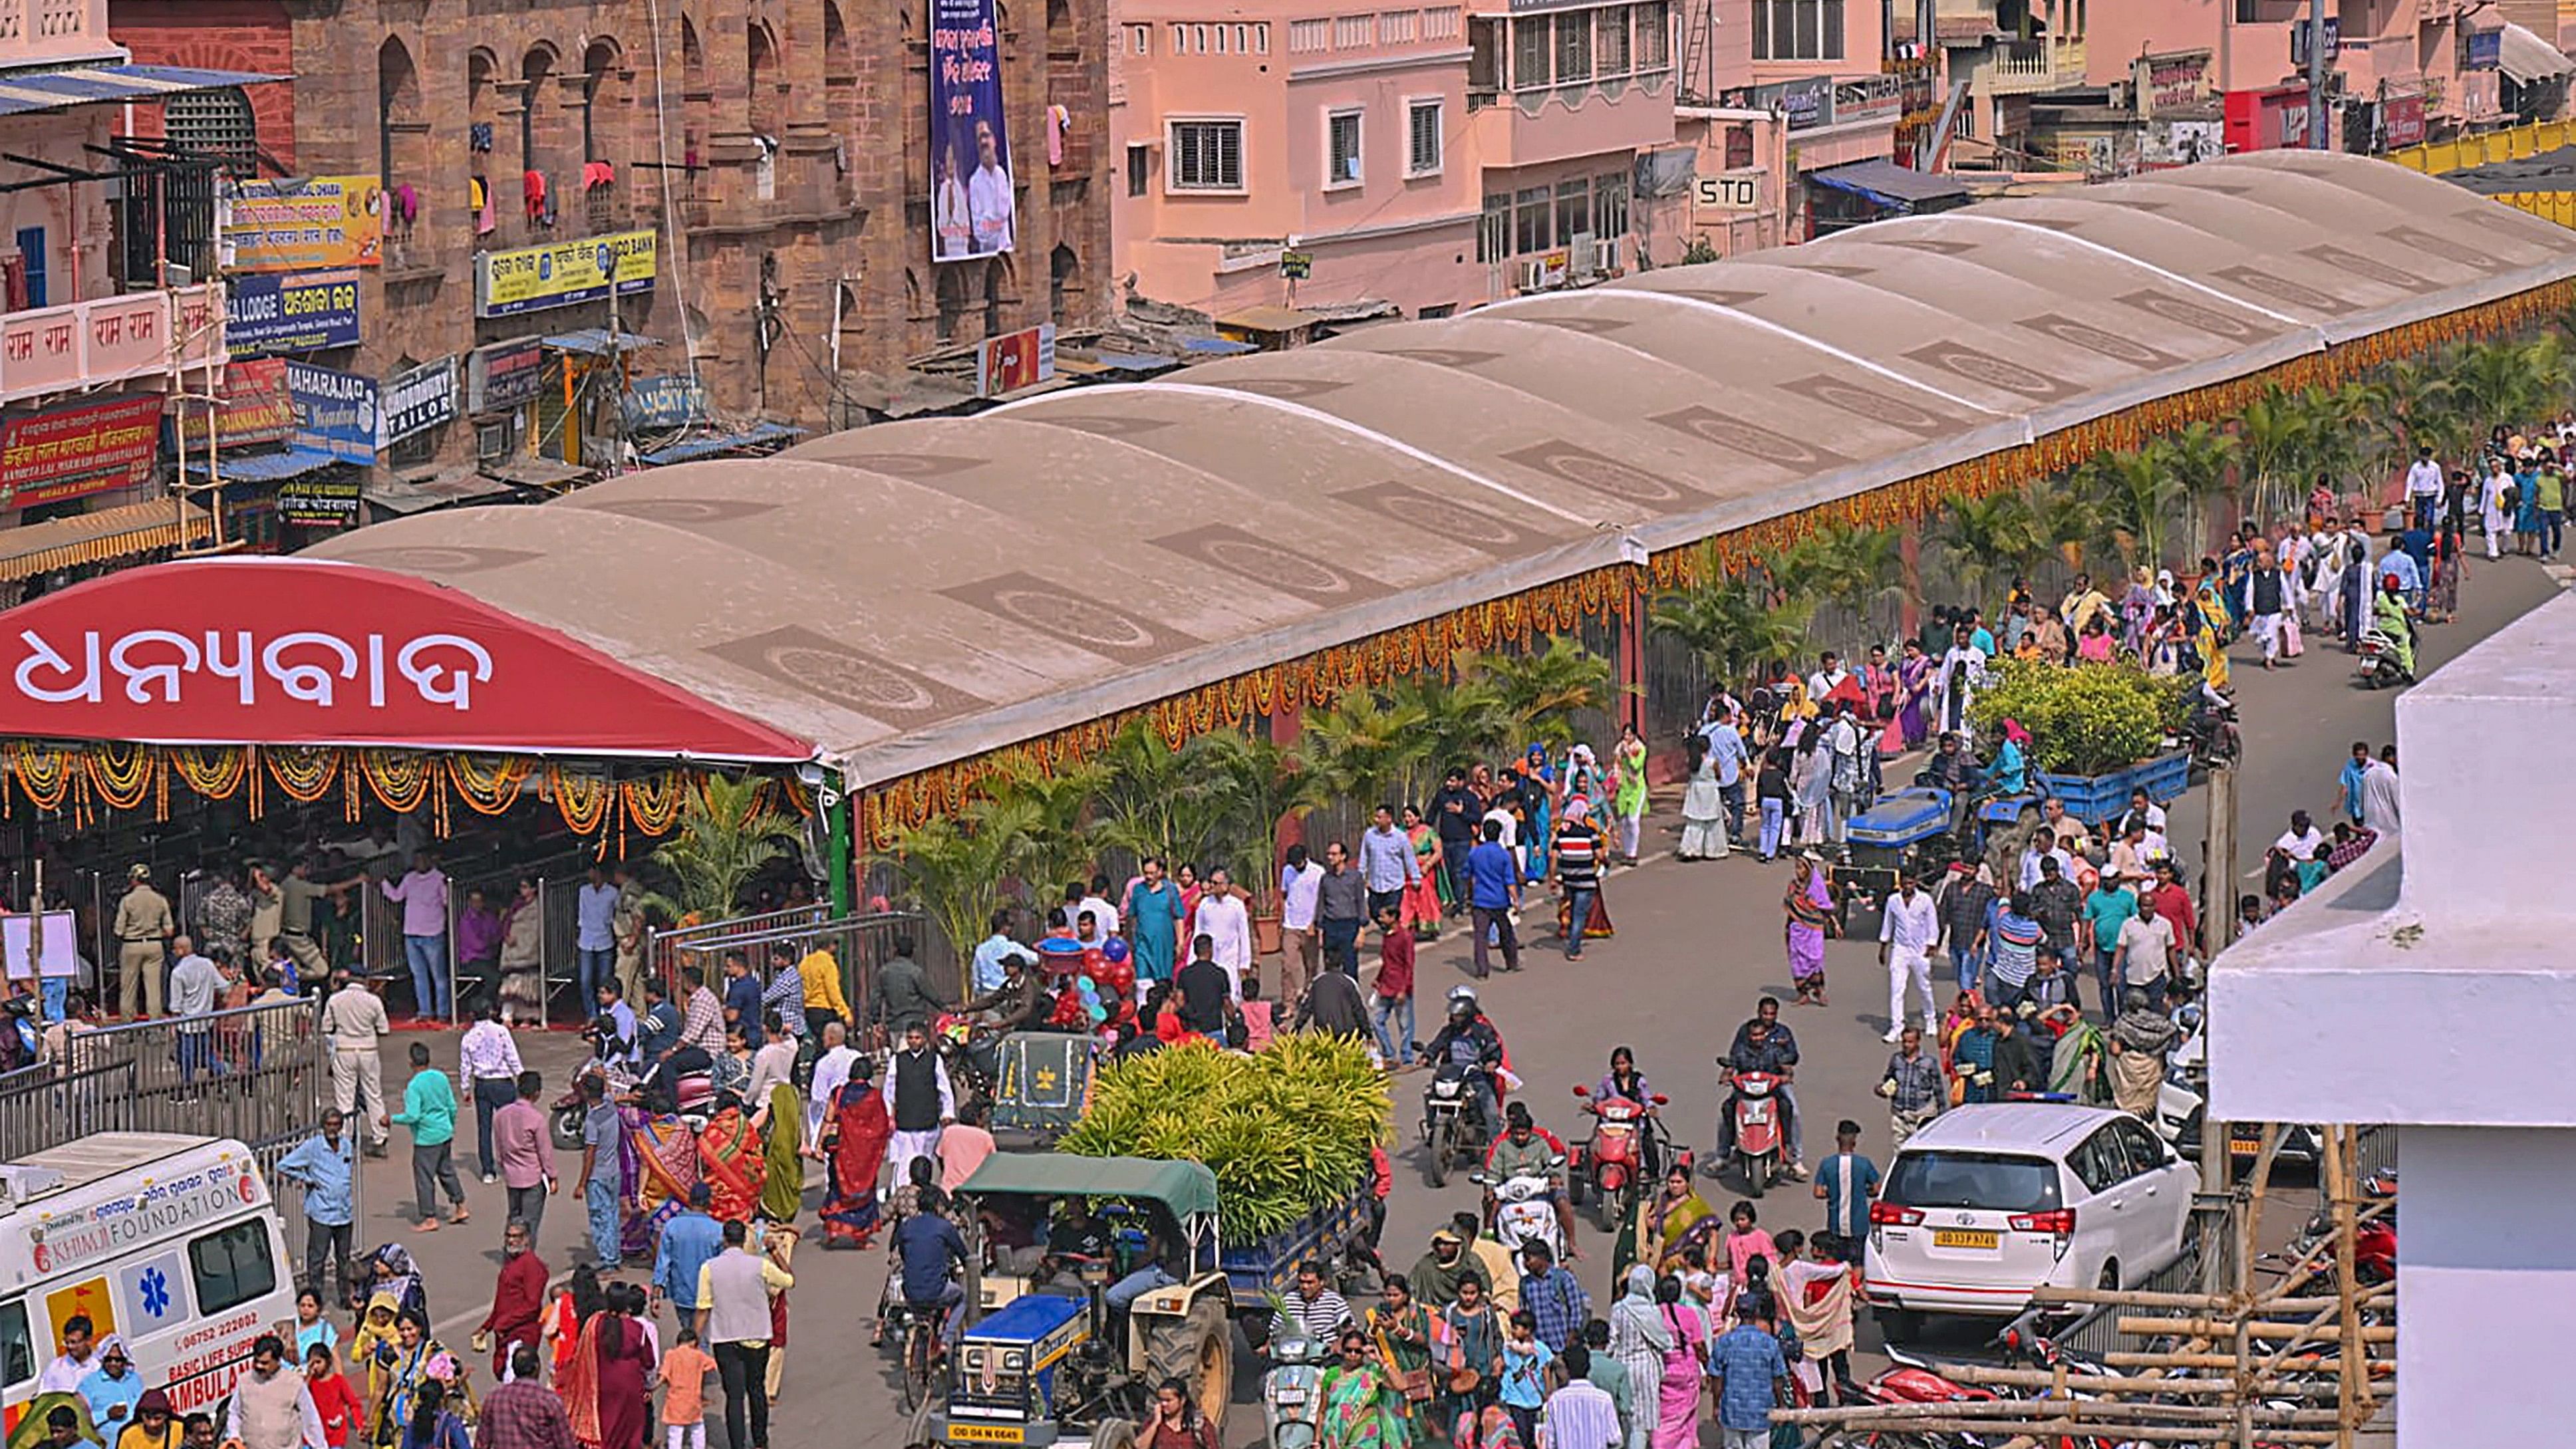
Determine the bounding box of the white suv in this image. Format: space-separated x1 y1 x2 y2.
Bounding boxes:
1862 1103 2195 1337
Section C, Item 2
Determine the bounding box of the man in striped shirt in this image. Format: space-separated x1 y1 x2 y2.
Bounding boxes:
1986 893 2045 1009
1539 1345 1623 1449
1268 1261 1352 1345
1552 800 1604 961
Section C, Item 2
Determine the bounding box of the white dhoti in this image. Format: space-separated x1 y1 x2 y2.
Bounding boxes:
1886 946 1935 1036
887 1126 944 1194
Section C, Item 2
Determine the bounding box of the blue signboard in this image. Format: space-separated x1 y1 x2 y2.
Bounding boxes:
226 269 362 356
623 374 708 430
285 360 378 464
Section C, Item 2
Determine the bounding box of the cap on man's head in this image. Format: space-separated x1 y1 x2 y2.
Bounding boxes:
128 863 151 880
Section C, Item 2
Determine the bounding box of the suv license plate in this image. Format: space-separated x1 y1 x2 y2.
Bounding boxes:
1932 1228 2000 1249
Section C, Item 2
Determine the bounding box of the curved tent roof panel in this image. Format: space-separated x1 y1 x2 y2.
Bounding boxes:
54 150 2539 786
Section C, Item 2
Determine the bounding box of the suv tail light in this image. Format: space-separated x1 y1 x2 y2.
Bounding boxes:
1870 1202 1924 1226
2010 1209 2076 1236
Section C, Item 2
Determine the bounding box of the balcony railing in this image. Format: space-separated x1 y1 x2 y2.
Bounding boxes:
0 283 224 404
1982 35 2086 94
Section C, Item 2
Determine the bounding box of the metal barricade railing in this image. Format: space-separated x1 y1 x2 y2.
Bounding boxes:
0 999 345 1281
646 904 830 991
649 910 924 1028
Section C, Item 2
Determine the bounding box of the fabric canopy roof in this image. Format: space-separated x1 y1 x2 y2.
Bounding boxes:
957 1154 1221 1220
24 150 2553 779
2500 23 2575 83
1810 158 1971 209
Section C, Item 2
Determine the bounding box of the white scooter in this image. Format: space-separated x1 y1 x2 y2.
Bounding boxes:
1475 1158 1568 1262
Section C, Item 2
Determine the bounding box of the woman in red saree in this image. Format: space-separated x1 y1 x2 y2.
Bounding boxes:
696 1099 766 1222
818 1065 891 1248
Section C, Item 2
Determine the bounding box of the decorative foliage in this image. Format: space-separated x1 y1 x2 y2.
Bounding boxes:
650 774 798 921
1969 660 2193 777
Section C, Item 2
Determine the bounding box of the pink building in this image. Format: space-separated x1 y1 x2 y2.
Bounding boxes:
2085 0 2484 146
1109 0 1681 316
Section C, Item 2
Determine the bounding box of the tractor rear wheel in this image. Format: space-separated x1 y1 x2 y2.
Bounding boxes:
1091 1418 1138 1449
1143 1297 1234 1437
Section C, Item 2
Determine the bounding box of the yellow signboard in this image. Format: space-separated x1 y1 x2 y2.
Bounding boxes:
474 230 659 319
220 176 386 271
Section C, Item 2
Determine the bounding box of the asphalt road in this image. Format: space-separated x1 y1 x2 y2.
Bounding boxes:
347 554 2561 1448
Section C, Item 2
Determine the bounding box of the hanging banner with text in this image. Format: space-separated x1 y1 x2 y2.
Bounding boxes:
0 394 166 507
284 362 379 465
219 176 385 272
474 231 658 318
929 0 1016 262
173 358 295 454
225 270 362 356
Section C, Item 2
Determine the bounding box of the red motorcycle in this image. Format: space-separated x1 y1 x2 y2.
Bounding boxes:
1567 1084 1680 1234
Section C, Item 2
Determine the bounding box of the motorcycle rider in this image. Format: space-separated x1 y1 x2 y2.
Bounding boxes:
959 945 1046 1077
1419 984 1506 1144
1483 1101 1578 1258
2371 573 2416 682
1919 731 1985 837
1717 999 1805 1180
1586 1045 1662 1176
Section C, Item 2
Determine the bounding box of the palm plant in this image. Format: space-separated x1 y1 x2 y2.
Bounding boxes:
1649 568 1814 690
1385 666 1510 805
2025 479 2107 571
2374 355 2454 462
2161 422 2240 557
986 755 1109 901
648 774 799 922
1091 720 1236 870
1197 729 1304 906
1293 689 1431 819
1471 635 1618 751
1935 489 2045 608
2233 390 2312 528
1794 521 1907 622
2089 446 2185 573
882 791 1042 974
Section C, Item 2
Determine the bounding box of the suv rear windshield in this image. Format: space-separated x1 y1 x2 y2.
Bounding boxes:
1882 1151 2063 1213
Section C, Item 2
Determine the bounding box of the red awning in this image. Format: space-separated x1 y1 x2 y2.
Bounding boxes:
0 559 813 762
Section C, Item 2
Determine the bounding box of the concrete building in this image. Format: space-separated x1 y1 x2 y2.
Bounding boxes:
110 0 1114 481
1109 0 1681 316
0 0 251 594
2210 589 2576 1449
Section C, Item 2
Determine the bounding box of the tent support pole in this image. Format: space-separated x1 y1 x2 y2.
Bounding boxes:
827 772 855 916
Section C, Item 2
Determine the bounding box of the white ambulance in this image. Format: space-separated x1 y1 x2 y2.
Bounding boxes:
0 1133 297 1432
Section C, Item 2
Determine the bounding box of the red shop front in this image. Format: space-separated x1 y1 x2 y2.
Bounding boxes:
2223 86 2314 154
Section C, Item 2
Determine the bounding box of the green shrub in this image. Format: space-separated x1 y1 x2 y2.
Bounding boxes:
1969 660 2191 777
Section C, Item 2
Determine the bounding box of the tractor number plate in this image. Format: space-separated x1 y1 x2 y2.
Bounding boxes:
1932 1229 1999 1250
952 1426 1028 1443
2229 1132 2263 1157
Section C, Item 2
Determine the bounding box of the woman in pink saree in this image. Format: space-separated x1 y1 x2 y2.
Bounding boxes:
1649 1273 1709 1449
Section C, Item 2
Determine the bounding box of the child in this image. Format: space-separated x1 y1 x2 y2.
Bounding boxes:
1723 1201 1778 1292
1235 977 1275 1052
659 1325 716 1449
1496 1309 1554 1448
304 1343 363 1449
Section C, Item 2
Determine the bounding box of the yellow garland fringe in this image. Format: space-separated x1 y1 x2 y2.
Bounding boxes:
859 277 2576 847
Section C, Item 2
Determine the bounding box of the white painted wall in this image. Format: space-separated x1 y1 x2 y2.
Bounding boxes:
2396 1128 2576 1446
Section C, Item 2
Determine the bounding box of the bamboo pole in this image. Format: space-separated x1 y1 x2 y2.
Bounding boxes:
1767 1400 2345 1425
1928 1364 2349 1398
2118 1317 2396 1343
2033 1286 2361 1313
2105 1349 2386 1373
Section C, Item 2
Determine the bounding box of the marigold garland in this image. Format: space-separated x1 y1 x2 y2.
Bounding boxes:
548 767 614 835
265 746 340 804
5 743 71 813
168 746 249 801
82 743 156 813
450 754 533 815
621 773 691 835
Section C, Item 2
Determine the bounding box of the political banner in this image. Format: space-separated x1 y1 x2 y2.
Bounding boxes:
219 176 384 272
929 0 1015 262
226 270 362 356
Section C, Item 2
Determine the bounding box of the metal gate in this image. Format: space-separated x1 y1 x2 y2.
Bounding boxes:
0 1000 348 1280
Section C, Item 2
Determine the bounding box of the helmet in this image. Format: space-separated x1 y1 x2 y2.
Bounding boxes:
1445 984 1479 1018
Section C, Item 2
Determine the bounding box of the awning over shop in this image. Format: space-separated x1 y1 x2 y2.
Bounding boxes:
184 446 343 483
0 63 283 118
479 458 595 490
0 498 208 583
638 422 807 467
1809 159 1972 209
2500 23 2575 82
543 329 658 356
364 469 529 517
0 154 2569 791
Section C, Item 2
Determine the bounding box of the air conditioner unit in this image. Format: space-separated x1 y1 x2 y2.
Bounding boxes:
1594 237 1621 275
1522 259 1552 292
477 420 515 461
1569 231 1598 281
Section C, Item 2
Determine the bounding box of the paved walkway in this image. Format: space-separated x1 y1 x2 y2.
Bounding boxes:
341 554 2561 1447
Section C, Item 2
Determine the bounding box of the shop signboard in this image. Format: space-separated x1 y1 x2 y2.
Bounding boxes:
0 394 165 507
473 231 658 318
379 358 458 446
225 271 362 356
173 358 295 453
929 0 1016 261
1693 170 1763 212
284 362 379 465
275 477 362 529
2133 49 2212 116
623 374 708 430
219 176 385 272
2383 90 2426 148
468 338 547 415
1757 76 1834 132
973 322 1056 397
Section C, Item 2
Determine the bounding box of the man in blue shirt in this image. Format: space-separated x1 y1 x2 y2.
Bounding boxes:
1707 1300 1788 1449
1464 818 1522 979
2333 739 2372 826
1812 1119 1880 1251
721 953 764 1049
273 1109 357 1304
653 1184 726 1329
1706 710 1751 841
969 912 1020 997
893 1195 970 1343
575 866 619 1007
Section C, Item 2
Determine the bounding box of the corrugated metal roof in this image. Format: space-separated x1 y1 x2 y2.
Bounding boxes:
0 63 283 118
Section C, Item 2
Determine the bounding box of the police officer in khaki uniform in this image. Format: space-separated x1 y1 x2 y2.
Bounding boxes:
321 970 392 1156
245 862 285 974
112 864 174 1020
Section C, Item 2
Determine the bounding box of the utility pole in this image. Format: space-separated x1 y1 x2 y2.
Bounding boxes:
2306 0 2329 150
603 247 625 476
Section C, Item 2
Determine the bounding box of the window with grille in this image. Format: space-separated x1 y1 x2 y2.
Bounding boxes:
165 86 258 172
1169 120 1243 189
1752 0 1842 61
1512 17 1549 88
1336 13 1372 47
1554 11 1591 82
1327 110 1362 186
1594 170 1629 240
1635 0 1670 66
1479 193 1510 263
1596 6 1631 76
1290 18 1330 51
1407 99 1442 174
1423 6 1461 38
1514 186 1550 254
1378 9 1415 43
